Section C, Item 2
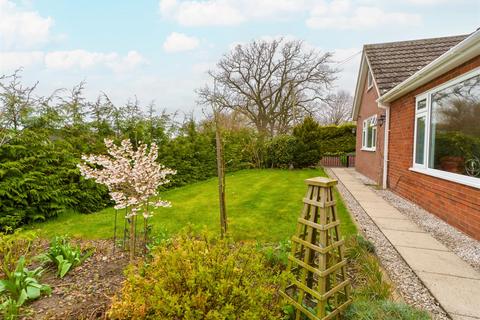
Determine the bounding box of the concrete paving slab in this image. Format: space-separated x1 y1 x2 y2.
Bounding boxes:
418 272 480 318
382 229 450 251
362 207 409 219
348 191 380 198
396 246 480 279
331 167 480 319
371 217 424 232
450 314 480 320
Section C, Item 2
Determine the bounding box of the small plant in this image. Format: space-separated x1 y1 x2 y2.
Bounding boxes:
0 297 20 320
0 256 51 318
39 236 92 278
260 239 291 269
0 230 38 278
345 235 391 301
345 299 430 320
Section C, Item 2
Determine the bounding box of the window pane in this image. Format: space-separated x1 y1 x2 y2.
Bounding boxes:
415 116 426 164
372 127 377 147
417 99 427 111
367 126 373 148
429 74 480 177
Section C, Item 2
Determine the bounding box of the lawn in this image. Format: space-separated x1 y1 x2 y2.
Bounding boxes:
29 169 357 241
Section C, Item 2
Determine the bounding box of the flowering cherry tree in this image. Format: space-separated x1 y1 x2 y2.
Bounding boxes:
78 139 176 260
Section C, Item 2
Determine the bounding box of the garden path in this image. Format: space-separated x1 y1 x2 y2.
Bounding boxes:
331 168 480 320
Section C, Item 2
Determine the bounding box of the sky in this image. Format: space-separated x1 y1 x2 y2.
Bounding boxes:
1 0 479 116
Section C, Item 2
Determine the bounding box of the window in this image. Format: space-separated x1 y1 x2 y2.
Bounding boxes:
362 115 377 151
412 68 480 188
414 98 427 165
367 68 373 90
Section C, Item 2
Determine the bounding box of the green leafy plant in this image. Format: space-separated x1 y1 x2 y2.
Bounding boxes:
0 256 51 318
39 236 92 278
108 231 288 319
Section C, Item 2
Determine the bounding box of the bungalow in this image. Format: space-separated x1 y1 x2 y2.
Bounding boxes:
352 30 480 240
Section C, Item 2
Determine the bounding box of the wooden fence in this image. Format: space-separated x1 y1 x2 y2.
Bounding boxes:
320 154 355 168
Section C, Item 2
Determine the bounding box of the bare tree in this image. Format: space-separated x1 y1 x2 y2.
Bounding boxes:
197 38 336 136
318 90 352 125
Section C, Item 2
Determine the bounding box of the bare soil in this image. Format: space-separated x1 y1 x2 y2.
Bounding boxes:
20 240 128 320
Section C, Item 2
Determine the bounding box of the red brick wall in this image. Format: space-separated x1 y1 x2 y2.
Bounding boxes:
388 55 480 240
355 77 385 185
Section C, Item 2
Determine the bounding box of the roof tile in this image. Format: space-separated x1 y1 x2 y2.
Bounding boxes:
364 34 469 94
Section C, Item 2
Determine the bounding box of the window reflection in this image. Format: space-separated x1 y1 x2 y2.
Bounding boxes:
429 74 480 177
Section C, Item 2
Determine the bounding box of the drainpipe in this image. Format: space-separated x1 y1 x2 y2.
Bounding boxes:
379 103 390 189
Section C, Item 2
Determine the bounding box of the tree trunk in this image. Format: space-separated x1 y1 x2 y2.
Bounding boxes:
129 213 136 261
214 111 227 238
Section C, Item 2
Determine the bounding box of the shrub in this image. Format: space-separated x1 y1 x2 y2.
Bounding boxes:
223 128 259 171
39 236 93 278
108 232 287 319
317 124 356 156
0 130 111 231
0 256 51 318
292 117 322 168
265 135 297 168
344 300 430 320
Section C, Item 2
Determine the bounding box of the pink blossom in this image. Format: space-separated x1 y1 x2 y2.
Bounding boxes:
78 139 176 218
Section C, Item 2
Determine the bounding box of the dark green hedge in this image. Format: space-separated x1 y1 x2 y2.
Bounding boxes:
317 124 356 156
0 130 111 232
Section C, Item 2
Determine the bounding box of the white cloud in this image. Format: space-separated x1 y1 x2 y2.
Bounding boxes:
48 50 147 72
158 0 307 26
0 49 147 74
306 1 421 30
0 0 54 49
158 0 422 29
163 32 200 53
0 51 45 72
112 51 148 73
44 50 147 72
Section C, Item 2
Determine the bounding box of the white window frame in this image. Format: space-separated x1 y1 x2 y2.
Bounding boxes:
410 67 480 189
412 95 428 168
361 115 377 152
367 68 373 90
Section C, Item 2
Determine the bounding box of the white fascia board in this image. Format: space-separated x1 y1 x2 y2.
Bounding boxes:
351 51 367 120
352 51 382 120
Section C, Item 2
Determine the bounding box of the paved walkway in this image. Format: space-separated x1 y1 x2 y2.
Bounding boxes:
331 168 480 320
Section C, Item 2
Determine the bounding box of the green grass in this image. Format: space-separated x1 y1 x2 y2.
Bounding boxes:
28 169 357 241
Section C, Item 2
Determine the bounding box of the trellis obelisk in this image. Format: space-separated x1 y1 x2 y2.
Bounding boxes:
281 177 351 320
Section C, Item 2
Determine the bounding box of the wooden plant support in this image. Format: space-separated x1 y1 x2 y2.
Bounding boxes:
281 177 351 320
